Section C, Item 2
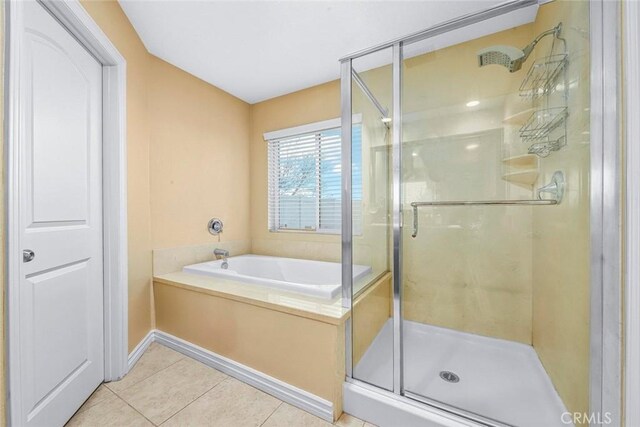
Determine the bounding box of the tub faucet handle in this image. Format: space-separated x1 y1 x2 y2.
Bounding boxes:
537 171 565 203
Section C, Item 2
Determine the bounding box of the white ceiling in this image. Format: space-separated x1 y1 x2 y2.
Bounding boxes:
119 0 521 104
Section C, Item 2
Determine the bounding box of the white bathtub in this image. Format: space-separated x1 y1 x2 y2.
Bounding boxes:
182 254 372 300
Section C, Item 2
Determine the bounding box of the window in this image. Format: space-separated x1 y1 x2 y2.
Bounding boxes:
266 119 361 233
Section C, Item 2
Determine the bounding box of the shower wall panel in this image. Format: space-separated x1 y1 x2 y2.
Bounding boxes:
531 0 592 419
401 25 537 344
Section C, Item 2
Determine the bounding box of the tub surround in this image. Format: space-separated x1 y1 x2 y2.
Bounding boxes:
152 246 352 322
152 272 391 421
183 255 372 300
153 276 347 420
154 257 386 324
152 246 350 419
154 272 348 324
152 241 392 422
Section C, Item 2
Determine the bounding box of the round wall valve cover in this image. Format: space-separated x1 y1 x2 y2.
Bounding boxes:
208 218 223 235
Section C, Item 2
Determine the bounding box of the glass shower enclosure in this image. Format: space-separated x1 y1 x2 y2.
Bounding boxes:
340 1 611 426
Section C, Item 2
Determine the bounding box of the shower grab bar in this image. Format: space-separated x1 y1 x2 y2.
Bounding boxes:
410 170 565 238
410 199 557 238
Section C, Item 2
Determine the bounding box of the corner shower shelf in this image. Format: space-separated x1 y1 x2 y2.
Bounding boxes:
527 135 567 158
519 107 568 143
502 154 538 168
502 169 539 187
519 54 568 100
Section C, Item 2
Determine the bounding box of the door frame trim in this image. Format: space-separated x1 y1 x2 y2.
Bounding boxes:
4 0 128 423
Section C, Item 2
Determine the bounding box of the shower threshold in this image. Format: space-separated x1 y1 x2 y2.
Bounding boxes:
352 320 571 427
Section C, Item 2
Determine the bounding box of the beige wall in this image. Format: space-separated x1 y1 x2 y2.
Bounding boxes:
148 56 251 250
531 0 591 419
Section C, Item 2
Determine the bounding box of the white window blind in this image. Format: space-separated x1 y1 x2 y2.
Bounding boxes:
267 124 361 233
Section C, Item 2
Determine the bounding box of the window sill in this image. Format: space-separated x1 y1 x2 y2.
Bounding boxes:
268 229 364 237
269 228 340 235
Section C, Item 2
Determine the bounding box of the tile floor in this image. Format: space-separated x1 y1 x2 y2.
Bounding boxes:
67 342 375 427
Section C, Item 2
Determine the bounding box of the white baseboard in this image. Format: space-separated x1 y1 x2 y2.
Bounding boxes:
127 330 155 371
127 329 334 422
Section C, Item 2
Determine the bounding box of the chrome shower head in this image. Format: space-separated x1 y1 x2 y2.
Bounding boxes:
477 45 527 72
477 23 562 73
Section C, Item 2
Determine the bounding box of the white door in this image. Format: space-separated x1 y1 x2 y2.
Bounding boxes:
14 2 104 426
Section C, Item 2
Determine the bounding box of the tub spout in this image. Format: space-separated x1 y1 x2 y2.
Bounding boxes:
214 248 229 269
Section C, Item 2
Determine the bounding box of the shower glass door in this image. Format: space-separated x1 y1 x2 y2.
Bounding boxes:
400 1 591 425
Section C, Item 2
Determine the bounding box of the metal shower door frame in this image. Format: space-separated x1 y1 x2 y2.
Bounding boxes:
340 0 622 425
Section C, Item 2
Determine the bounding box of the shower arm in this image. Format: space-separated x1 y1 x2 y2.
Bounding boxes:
521 23 563 61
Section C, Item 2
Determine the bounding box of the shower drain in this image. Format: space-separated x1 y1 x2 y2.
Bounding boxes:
439 371 460 383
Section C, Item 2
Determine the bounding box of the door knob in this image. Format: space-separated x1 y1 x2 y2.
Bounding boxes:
23 249 35 263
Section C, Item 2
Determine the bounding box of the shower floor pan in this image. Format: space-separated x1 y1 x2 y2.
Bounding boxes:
354 320 570 427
